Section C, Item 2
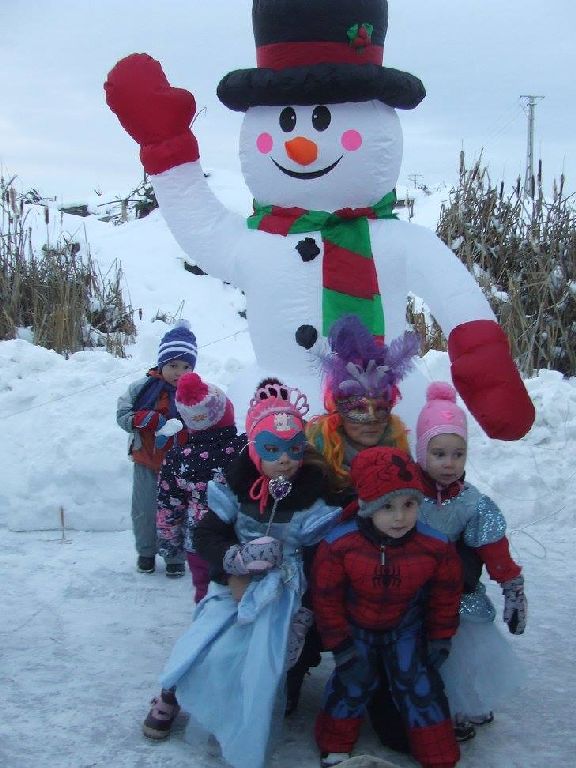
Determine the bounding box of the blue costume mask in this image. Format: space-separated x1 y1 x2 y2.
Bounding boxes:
253 430 306 462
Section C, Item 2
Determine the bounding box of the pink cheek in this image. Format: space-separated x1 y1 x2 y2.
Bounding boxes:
341 130 363 152
256 132 274 154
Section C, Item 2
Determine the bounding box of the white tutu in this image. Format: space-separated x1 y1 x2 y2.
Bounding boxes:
440 617 525 717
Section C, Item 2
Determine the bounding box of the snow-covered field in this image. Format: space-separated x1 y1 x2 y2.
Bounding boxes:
1 179 575 767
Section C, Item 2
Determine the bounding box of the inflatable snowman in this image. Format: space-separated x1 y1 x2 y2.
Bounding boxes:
105 0 534 440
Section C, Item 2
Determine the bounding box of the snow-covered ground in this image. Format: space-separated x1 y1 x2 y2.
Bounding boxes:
1 176 575 767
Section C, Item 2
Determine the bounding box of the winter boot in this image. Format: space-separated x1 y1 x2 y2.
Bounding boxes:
165 563 186 578
142 688 180 739
137 555 155 574
453 717 476 742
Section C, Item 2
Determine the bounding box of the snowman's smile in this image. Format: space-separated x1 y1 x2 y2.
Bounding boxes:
271 155 343 180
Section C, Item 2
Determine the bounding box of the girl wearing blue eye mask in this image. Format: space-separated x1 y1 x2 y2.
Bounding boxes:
253 427 307 478
142 378 346 768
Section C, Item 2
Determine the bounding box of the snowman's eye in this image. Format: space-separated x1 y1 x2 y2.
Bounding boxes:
312 106 331 132
279 107 297 133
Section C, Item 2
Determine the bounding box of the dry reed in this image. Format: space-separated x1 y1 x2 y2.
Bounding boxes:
1 177 136 357
434 153 575 377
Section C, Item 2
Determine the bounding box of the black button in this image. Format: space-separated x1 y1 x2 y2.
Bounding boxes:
296 238 320 262
296 237 320 261
295 325 318 349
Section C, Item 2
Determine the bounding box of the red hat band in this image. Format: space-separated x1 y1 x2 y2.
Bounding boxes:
256 40 384 70
217 1 425 113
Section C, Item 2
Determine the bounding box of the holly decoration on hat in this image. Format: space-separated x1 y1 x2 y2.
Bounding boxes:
347 22 374 51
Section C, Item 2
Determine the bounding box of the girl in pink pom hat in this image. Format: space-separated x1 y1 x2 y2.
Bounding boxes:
156 371 244 591
415 381 527 742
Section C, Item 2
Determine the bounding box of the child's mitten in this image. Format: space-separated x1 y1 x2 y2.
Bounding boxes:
223 536 283 576
155 418 184 448
427 638 452 670
133 410 166 431
501 574 527 634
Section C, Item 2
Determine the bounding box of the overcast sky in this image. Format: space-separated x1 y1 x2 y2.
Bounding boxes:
1 0 574 203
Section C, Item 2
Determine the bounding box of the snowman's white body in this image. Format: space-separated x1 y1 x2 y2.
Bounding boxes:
151 101 494 432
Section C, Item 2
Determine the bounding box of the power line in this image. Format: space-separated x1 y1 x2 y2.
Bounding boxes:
1 327 250 420
481 102 525 146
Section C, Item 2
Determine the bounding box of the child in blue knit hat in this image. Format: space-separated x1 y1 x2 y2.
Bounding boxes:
117 319 198 576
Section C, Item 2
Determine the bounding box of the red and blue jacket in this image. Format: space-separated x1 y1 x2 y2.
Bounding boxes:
312 510 463 652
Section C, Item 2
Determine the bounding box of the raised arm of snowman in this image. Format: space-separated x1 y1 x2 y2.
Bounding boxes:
104 0 534 440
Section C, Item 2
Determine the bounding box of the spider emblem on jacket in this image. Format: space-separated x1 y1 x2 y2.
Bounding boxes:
372 564 401 588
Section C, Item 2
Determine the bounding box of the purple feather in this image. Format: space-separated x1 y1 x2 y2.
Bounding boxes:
318 315 420 400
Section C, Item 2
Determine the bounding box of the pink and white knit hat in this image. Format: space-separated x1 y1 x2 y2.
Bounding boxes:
416 381 468 467
175 372 234 431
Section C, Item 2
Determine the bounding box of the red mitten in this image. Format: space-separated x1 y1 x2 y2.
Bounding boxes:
448 320 535 440
104 53 199 174
133 410 166 431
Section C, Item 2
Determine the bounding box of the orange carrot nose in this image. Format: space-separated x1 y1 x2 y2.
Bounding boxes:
285 136 318 166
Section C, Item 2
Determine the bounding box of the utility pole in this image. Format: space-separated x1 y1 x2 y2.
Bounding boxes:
520 95 544 197
408 173 422 189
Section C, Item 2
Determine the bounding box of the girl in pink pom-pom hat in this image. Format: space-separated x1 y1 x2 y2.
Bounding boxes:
156 371 244 591
415 381 527 742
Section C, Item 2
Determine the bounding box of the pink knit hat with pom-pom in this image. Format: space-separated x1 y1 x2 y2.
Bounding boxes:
416 381 467 467
175 372 234 431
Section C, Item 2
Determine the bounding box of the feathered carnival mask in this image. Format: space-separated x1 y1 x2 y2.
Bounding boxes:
319 315 420 422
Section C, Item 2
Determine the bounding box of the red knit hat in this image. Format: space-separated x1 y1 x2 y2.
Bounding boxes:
350 446 423 518
175 372 234 431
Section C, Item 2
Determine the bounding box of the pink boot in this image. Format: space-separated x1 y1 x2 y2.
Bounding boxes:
142 688 180 740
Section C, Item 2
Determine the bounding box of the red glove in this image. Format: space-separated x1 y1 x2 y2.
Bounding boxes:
448 320 535 440
104 53 199 174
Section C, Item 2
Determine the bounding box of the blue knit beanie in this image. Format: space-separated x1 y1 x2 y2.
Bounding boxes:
157 319 197 369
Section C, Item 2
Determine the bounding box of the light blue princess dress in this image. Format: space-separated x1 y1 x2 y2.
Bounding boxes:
161 478 341 768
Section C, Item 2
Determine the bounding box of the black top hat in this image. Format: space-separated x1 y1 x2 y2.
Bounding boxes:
217 0 425 112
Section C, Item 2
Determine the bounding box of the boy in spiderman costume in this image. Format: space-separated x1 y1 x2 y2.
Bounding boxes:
312 446 462 768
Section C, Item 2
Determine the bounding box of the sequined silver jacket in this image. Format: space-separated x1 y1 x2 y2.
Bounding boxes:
419 483 509 623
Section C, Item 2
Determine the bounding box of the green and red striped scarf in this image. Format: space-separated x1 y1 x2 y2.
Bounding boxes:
247 190 397 342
